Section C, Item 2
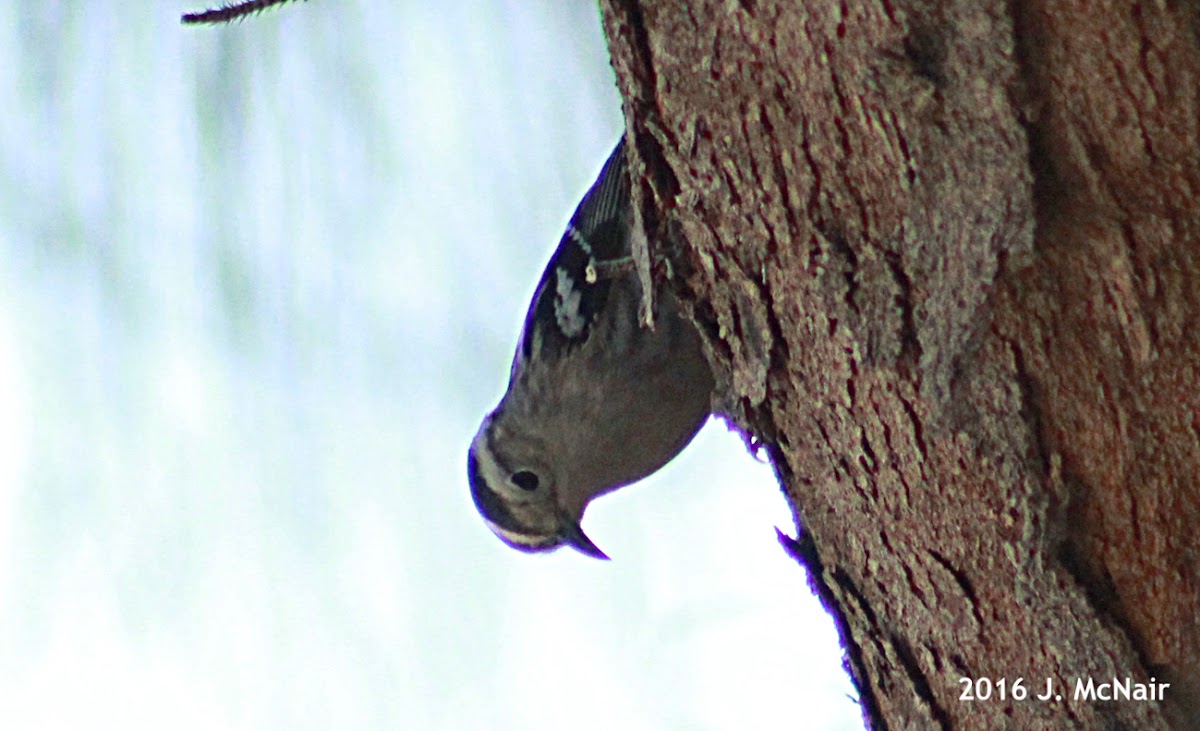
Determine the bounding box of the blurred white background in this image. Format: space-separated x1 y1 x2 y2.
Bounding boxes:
0 1 861 729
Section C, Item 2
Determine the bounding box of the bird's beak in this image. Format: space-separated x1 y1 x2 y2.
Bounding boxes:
560 516 609 560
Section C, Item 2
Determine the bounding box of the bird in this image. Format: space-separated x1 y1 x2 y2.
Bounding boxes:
468 138 714 559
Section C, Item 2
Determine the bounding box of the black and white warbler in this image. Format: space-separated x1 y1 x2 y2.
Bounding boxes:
468 138 714 559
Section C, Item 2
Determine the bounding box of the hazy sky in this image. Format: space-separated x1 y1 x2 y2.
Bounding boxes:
0 2 861 729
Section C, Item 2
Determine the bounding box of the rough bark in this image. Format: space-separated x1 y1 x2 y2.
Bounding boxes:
599 1 1200 728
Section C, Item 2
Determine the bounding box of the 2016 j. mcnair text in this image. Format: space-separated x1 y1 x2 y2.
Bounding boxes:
468 139 714 558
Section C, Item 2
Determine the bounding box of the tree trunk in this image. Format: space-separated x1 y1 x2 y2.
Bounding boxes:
599 1 1200 728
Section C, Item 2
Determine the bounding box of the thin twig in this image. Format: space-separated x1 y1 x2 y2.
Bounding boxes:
181 0 305 26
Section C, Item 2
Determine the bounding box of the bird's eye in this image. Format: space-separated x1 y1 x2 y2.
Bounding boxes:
511 470 540 491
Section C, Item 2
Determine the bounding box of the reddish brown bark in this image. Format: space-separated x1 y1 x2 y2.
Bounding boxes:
601 1 1200 728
